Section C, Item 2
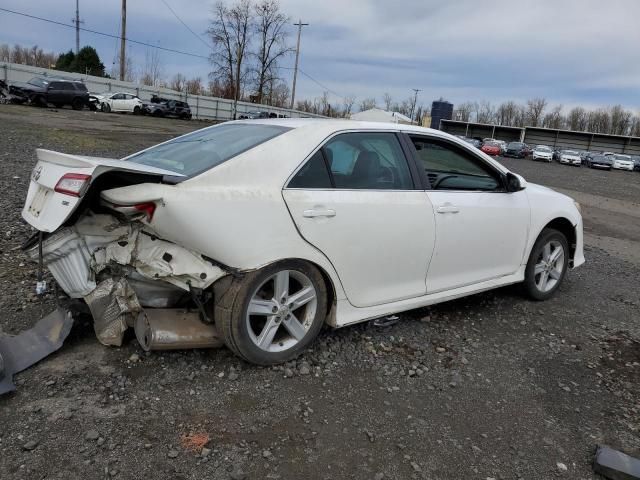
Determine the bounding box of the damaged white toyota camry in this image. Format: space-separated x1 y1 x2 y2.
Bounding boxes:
20 119 584 365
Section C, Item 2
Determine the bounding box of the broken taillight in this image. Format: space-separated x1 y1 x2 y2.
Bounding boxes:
133 202 156 221
54 173 92 197
108 202 157 221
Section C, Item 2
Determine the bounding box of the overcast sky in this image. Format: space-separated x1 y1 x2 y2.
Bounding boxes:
2 0 640 111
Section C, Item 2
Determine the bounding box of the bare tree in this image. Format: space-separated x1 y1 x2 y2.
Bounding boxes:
252 0 291 104
609 105 632 135
185 77 203 95
170 73 187 92
0 44 9 62
208 0 253 114
542 104 564 129
359 97 377 111
476 100 496 124
567 107 587 131
525 97 547 127
342 95 356 117
382 92 393 111
495 101 518 126
140 49 163 87
270 81 289 107
454 101 475 122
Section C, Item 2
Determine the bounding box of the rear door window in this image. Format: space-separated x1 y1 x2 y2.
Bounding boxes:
323 132 413 190
126 123 291 177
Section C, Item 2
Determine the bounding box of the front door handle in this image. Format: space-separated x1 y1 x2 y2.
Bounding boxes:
303 208 336 218
436 204 460 214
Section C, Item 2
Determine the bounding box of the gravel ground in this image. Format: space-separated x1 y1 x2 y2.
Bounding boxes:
0 106 638 480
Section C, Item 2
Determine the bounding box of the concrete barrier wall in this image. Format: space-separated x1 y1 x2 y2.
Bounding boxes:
0 62 324 121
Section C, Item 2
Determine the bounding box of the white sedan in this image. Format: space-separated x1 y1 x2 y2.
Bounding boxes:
532 145 553 162
611 154 634 171
21 120 585 365
92 92 143 114
559 150 582 166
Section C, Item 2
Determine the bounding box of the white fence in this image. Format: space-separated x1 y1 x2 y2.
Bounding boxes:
0 62 324 121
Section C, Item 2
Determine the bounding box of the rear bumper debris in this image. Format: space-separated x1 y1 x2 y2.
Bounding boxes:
593 445 640 480
0 308 74 395
23 213 228 351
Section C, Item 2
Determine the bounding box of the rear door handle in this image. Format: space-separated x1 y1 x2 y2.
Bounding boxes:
436 204 460 214
303 208 336 218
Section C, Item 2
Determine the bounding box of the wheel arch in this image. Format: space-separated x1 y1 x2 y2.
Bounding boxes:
540 217 577 266
213 256 339 327
260 257 337 325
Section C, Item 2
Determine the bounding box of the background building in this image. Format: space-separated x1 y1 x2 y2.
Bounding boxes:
430 100 454 129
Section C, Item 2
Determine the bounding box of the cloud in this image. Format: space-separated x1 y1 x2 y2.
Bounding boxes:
1 0 639 110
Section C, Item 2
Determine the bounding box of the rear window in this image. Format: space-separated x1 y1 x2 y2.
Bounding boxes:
125 123 291 177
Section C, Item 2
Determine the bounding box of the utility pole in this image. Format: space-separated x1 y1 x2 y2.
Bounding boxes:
72 0 83 55
119 0 127 81
410 88 421 124
290 20 308 110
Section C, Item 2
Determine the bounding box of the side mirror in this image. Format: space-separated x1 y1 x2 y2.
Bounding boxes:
506 172 526 192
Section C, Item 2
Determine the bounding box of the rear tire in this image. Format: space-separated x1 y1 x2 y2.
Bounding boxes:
523 228 569 301
215 260 328 365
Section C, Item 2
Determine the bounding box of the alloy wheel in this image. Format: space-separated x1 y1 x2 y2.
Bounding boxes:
245 270 317 353
534 240 565 292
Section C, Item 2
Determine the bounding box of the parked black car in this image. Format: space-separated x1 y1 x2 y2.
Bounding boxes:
583 153 613 170
631 155 640 171
8 76 90 110
503 142 529 158
143 98 192 119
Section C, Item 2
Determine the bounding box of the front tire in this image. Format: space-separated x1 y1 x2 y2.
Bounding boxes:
216 260 328 365
133 106 141 115
71 97 83 110
523 228 569 301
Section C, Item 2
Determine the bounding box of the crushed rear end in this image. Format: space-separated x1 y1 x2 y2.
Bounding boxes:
18 149 229 350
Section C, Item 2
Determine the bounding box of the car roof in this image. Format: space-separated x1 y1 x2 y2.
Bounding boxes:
235 118 453 137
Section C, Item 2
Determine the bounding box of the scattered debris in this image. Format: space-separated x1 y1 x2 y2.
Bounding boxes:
372 315 400 328
0 308 73 395
180 432 210 453
593 445 640 480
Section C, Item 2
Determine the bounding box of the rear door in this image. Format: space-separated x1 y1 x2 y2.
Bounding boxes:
283 131 436 308
406 134 530 293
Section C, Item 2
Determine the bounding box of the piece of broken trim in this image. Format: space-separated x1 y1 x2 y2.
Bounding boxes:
594 445 640 480
0 308 73 395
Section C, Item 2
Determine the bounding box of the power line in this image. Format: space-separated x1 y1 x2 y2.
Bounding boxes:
0 6 210 60
159 0 213 50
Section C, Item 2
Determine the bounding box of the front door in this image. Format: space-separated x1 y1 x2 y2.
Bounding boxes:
283 131 436 308
406 134 530 293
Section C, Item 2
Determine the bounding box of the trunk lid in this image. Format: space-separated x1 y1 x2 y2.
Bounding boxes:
22 149 184 232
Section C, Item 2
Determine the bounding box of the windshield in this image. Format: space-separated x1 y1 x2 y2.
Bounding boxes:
613 154 630 160
507 142 523 148
125 123 291 177
27 77 48 87
563 150 579 155
535 146 551 151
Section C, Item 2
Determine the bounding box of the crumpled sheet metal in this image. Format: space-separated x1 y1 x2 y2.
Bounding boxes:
92 226 223 291
84 277 141 347
0 308 73 395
